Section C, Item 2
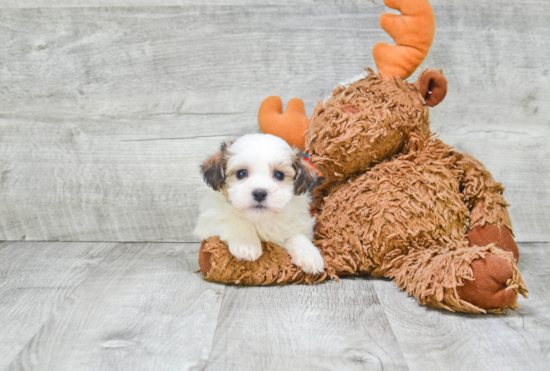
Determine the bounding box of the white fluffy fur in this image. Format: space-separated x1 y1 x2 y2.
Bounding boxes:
194 133 324 274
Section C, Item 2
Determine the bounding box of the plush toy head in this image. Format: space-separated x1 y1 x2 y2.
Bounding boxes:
259 0 445 154
306 69 447 180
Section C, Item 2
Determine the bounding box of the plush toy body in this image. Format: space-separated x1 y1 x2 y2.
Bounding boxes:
198 0 527 314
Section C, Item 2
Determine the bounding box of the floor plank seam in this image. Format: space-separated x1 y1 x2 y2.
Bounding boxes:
3 242 119 371
367 277 413 371
200 285 230 371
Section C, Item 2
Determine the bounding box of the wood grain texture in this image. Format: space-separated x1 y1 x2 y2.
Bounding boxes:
0 1 548 241
0 0 325 8
205 278 408 371
503 243 550 365
0 122 237 241
0 241 115 370
5 242 225 371
2 0 547 8
370 242 550 371
1 241 549 370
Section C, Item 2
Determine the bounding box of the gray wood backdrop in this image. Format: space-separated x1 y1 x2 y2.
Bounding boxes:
0 0 548 242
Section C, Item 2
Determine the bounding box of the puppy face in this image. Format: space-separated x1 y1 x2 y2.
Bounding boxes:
200 134 318 220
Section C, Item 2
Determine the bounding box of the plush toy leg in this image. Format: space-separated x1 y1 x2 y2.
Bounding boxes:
198 237 327 285
459 153 514 233
454 224 522 309
456 254 521 310
389 245 527 314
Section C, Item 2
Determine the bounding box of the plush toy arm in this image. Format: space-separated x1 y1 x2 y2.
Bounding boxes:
389 245 527 314
458 153 512 232
258 96 312 150
198 237 327 285
457 153 520 260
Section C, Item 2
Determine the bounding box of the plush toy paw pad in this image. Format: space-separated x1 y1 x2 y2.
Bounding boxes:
468 225 519 261
457 254 517 310
198 240 212 275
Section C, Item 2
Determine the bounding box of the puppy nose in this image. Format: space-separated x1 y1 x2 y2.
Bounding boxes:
252 189 268 202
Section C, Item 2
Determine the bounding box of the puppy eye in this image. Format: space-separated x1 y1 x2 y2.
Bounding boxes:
236 169 248 179
273 171 285 181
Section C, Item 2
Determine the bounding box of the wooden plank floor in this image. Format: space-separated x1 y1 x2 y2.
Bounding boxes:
0 241 548 371
1 1 549 370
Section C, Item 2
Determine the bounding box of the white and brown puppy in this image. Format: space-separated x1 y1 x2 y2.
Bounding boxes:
194 133 324 274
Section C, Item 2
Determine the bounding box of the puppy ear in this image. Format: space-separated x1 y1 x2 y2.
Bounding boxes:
200 142 230 191
292 151 319 195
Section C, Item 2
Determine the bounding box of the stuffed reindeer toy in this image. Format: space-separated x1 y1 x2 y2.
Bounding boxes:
197 0 527 314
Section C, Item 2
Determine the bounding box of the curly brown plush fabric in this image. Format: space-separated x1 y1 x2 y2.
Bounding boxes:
200 237 327 285
459 153 513 231
198 70 527 314
307 69 428 181
391 244 525 314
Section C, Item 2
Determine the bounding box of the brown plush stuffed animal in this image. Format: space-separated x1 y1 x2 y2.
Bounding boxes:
198 0 527 313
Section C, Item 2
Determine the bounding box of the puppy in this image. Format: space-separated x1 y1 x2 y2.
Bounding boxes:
194 133 324 274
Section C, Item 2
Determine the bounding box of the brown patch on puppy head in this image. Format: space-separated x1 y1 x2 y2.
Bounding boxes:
292 151 319 195
200 142 231 191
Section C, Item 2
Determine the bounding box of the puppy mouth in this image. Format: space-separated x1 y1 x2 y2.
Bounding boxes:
252 203 268 211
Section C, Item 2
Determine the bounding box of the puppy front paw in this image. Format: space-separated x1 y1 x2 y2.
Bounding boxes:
285 235 325 274
295 251 325 274
228 237 263 261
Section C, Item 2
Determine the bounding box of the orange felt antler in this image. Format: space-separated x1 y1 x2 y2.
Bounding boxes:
373 0 435 80
258 96 312 150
